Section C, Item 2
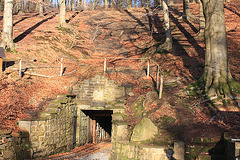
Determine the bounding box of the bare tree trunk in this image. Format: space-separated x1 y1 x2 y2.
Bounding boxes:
196 0 204 38
141 0 144 7
1 0 14 50
66 0 71 10
59 0 66 26
0 0 4 12
71 0 75 10
183 0 191 19
104 0 108 9
201 0 232 97
39 0 44 17
162 0 172 50
146 0 149 7
92 0 95 10
127 0 132 8
108 0 111 8
82 0 86 10
168 0 173 6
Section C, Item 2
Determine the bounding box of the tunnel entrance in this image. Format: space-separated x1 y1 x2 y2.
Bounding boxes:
73 109 113 146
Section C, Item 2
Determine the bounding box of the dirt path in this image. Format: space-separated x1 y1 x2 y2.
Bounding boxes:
37 142 111 160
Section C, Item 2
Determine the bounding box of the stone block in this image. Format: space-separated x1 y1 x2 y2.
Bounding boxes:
0 144 5 150
18 120 32 133
130 118 158 142
2 150 15 159
174 141 185 160
1 137 7 144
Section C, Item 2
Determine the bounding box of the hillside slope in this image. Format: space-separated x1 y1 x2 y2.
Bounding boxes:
0 2 239 146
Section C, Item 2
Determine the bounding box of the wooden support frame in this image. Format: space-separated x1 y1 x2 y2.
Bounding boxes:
92 116 96 143
0 58 2 74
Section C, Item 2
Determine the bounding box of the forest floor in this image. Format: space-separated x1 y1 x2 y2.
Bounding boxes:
0 1 240 159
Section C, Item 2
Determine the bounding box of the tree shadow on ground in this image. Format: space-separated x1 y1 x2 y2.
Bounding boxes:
14 14 56 43
3 60 15 71
13 13 40 26
169 11 204 58
170 7 198 33
66 11 80 23
224 4 240 17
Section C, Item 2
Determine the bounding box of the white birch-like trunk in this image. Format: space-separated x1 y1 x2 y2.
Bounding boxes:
0 0 14 50
162 0 172 50
59 0 66 26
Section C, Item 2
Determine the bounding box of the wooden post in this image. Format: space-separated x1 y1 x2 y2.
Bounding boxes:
159 73 163 99
156 66 159 90
147 59 150 78
0 47 5 74
19 59 22 78
60 57 63 77
0 58 2 74
104 58 107 73
87 116 90 143
93 116 96 143
174 141 185 160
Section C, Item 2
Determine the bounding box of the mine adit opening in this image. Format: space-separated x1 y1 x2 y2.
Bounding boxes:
81 110 113 144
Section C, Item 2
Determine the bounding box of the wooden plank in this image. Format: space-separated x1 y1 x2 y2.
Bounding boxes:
0 58 2 74
92 116 96 143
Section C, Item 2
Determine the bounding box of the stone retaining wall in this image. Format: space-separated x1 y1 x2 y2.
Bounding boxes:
18 94 76 157
111 141 169 160
71 75 125 105
0 131 32 160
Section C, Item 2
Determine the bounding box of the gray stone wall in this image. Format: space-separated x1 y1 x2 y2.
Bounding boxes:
0 131 32 160
71 75 125 105
111 141 169 160
18 95 75 157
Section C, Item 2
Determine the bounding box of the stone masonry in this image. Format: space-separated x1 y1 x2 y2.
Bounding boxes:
0 130 32 160
18 94 76 157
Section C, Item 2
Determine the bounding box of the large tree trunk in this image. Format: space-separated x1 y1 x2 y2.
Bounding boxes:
162 0 172 50
59 0 66 26
201 0 232 97
0 0 14 50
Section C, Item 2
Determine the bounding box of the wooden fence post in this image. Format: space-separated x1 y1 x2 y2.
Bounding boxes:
159 73 163 99
104 58 107 73
60 58 63 77
157 66 159 90
0 58 2 75
147 59 150 78
19 59 22 78
93 116 96 143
